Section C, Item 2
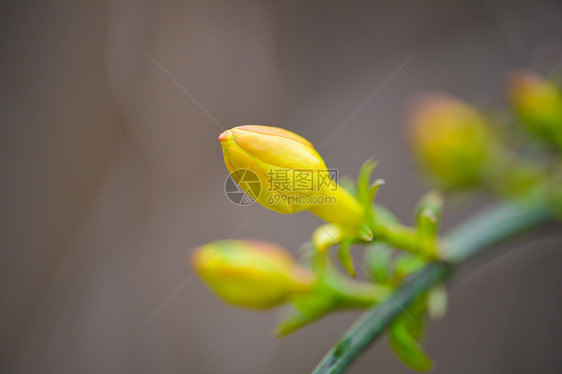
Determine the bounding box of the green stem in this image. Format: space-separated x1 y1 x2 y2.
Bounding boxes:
376 222 440 260
316 252 389 307
327 273 391 308
311 201 553 374
370 211 442 260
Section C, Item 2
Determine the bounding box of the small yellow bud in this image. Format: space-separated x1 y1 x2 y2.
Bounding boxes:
219 125 364 228
506 70 562 148
191 240 314 309
311 224 347 253
407 94 493 188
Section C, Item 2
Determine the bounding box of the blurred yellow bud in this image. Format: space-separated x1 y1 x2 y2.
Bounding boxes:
407 94 493 188
312 224 348 253
191 239 314 309
219 125 364 228
507 70 562 148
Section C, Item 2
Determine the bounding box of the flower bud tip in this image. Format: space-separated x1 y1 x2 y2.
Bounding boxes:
218 130 230 143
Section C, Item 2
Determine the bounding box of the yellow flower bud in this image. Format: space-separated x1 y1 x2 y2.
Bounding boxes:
191 239 314 309
219 125 364 228
506 70 562 148
407 94 493 188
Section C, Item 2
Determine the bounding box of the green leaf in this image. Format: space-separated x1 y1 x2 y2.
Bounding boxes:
389 318 433 371
405 298 428 339
405 313 426 341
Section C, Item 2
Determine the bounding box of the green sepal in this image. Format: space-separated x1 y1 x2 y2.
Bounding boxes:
275 308 328 337
356 159 378 205
337 240 356 277
417 212 437 238
368 179 385 206
276 293 334 337
358 224 374 242
415 191 443 236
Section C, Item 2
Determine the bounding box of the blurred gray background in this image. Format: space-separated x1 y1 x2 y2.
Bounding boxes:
1 1 561 373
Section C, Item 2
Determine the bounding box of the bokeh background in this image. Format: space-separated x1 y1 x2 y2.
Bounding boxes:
1 1 561 373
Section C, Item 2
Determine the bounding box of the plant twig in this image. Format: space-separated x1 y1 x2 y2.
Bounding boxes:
311 201 553 374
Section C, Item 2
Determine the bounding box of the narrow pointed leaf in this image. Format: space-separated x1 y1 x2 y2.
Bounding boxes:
389 319 433 371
